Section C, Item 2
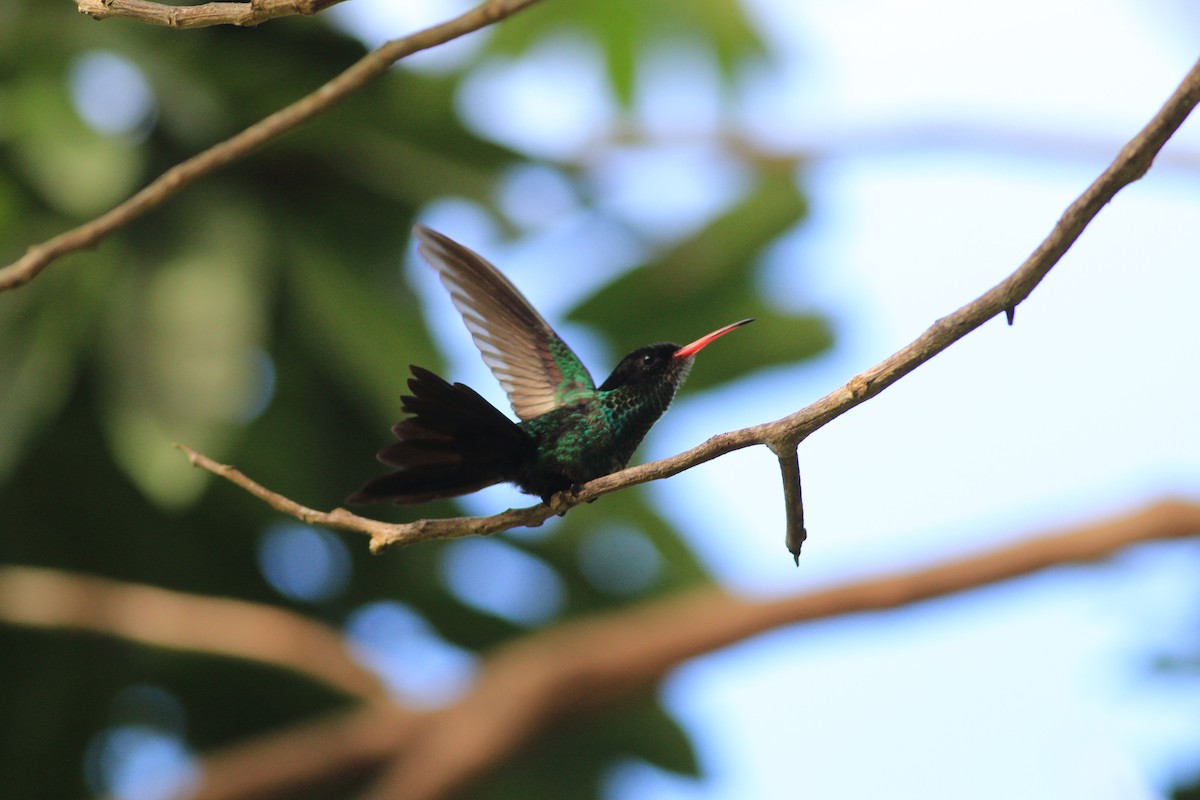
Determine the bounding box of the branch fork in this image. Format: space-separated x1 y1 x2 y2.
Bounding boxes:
29 0 1200 559
176 52 1200 559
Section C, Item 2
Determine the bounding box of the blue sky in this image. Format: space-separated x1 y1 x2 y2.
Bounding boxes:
328 0 1200 797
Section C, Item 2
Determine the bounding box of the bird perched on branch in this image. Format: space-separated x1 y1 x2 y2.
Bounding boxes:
348 225 752 507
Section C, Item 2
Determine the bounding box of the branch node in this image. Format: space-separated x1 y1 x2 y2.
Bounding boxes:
846 374 870 400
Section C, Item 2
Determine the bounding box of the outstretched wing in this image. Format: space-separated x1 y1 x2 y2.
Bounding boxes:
413 225 595 420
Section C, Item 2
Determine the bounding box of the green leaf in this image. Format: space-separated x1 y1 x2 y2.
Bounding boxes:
590 695 700 776
487 0 766 106
0 258 107 480
97 200 271 507
285 230 441 427
8 74 144 216
282 72 519 207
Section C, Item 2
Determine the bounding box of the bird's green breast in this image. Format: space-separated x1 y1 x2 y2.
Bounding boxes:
519 398 616 486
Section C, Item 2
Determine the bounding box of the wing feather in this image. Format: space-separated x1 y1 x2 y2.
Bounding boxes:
413 225 594 420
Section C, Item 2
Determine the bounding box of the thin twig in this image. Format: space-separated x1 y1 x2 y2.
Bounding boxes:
180 500 1200 800
0 565 388 700
771 443 806 564
0 0 544 293
174 54 1200 556
75 0 346 28
173 443 562 553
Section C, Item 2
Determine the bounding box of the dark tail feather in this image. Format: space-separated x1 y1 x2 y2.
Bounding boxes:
347 366 532 505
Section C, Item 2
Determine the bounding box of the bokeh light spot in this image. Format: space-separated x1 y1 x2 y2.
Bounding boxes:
496 164 579 229
345 600 478 707
578 526 662 596
588 143 750 240
234 347 277 423
84 726 199 800
257 524 352 604
458 35 614 160
68 51 156 137
440 538 565 626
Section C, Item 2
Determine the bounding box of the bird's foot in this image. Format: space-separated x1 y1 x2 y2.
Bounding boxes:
569 482 600 506
544 483 587 516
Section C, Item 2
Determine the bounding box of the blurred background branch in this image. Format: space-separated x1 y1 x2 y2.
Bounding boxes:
75 0 348 29
176 500 1200 800
0 566 387 700
606 122 1200 176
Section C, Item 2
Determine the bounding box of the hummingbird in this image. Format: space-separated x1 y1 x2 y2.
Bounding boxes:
347 225 753 507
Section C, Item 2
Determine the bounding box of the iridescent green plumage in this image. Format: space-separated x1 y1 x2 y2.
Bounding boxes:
514 342 692 498
348 226 751 506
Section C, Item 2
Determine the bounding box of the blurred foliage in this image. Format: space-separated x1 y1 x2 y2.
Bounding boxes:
488 0 765 104
1160 649 1200 799
0 1 829 798
1177 778 1200 800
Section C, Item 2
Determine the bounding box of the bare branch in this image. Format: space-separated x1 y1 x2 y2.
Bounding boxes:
173 54 1200 555
0 565 388 700
754 52 1200 447
181 500 1200 800
180 705 417 800
75 0 346 28
610 120 1200 176
0 0 543 293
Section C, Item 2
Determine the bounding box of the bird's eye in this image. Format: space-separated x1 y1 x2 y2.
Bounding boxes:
641 354 655 367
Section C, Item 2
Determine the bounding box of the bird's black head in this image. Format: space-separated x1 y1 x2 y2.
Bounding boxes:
597 319 755 393
598 342 687 392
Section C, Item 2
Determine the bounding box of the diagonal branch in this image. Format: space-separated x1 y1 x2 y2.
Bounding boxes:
0 0 544 293
174 705 416 800
75 0 347 28
0 565 389 700
180 499 1200 800
175 53 1200 557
